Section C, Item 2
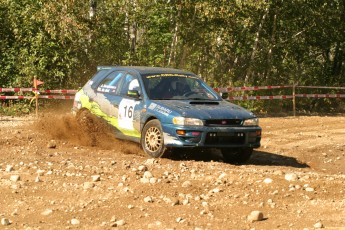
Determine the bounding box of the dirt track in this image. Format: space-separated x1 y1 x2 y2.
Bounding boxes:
0 108 345 229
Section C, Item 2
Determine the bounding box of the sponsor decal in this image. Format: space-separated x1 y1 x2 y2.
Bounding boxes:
148 102 157 110
146 74 198 79
148 103 172 116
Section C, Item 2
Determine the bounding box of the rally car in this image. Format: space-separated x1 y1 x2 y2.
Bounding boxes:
72 66 261 163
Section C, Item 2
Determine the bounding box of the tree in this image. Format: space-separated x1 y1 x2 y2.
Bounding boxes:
0 0 344 113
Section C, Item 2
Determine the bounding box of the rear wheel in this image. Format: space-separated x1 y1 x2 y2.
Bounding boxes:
141 119 169 158
221 147 253 164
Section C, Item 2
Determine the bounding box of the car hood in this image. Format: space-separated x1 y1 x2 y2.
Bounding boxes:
154 100 256 120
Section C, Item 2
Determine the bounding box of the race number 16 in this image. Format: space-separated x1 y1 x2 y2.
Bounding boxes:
123 105 133 118
118 99 137 130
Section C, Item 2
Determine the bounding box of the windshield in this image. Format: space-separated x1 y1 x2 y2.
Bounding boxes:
142 73 220 100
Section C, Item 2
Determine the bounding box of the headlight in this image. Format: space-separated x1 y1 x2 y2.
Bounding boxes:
172 117 204 126
243 118 259 126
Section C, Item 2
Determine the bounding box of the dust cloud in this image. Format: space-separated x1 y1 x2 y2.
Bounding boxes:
34 109 143 155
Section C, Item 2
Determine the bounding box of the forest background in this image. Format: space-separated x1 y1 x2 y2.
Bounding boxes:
0 0 344 114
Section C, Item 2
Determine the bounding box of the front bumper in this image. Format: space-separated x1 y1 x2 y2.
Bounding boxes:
162 123 261 148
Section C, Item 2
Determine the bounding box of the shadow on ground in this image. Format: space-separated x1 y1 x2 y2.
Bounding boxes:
169 149 309 169
248 150 309 168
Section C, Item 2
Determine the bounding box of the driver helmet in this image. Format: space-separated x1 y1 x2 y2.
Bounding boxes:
129 79 139 91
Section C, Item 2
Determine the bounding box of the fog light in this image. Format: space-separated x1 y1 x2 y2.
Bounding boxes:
176 130 186 135
191 131 201 136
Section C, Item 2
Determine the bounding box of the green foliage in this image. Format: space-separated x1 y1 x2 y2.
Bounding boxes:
0 100 33 116
0 0 344 114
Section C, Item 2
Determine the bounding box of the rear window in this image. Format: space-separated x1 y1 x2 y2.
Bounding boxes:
89 69 112 89
96 71 124 95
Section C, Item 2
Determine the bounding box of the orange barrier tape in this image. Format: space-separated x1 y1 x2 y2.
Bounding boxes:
295 94 345 98
1 87 344 101
228 95 294 100
0 96 31 100
0 88 34 92
0 88 77 94
214 85 292 92
227 94 345 100
38 95 75 100
38 89 78 94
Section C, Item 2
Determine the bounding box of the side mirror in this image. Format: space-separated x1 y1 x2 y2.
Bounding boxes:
220 92 229 99
127 90 140 99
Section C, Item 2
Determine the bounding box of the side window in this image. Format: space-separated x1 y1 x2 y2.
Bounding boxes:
96 71 124 94
119 74 141 96
90 69 111 89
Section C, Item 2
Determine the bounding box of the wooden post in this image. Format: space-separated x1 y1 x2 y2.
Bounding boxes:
292 82 296 117
34 76 38 117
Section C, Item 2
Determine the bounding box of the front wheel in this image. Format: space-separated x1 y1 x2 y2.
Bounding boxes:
221 147 253 164
141 119 169 158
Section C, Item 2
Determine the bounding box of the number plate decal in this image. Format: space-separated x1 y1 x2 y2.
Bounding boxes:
118 99 138 130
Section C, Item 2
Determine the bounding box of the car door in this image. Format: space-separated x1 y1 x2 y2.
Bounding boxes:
114 72 143 140
92 70 143 140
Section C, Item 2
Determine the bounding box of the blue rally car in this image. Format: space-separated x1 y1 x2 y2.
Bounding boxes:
72 66 261 163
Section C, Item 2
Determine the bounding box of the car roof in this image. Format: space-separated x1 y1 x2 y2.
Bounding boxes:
97 66 195 75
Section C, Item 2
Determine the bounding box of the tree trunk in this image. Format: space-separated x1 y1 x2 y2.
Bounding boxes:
168 3 181 67
244 6 269 84
266 10 277 84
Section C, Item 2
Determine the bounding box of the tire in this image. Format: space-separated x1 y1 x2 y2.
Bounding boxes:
141 119 169 158
221 147 253 164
